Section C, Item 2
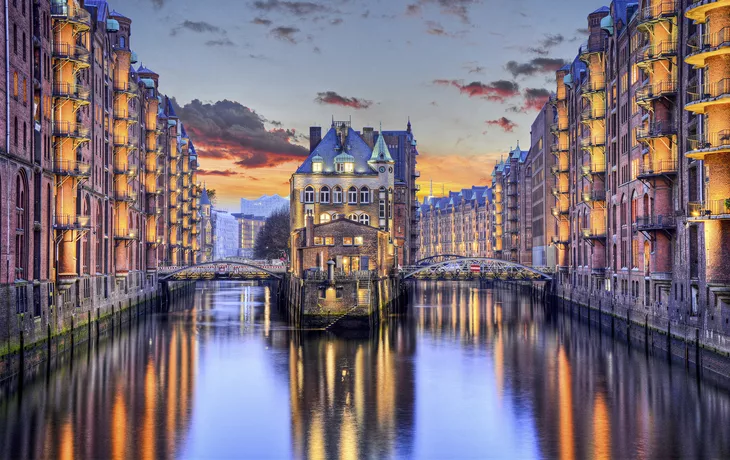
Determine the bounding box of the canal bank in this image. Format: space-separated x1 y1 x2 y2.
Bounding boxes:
526 282 730 380
0 277 195 381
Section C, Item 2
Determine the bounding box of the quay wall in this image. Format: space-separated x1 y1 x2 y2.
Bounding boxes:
0 274 195 381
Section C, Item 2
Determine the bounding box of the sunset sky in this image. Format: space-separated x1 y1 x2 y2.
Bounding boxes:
119 0 605 211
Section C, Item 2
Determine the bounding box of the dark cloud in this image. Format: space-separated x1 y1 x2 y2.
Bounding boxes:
251 0 330 16
433 79 520 102
576 27 590 36
270 26 300 43
405 4 422 15
171 99 309 168
313 46 322 54
252 17 273 26
206 38 235 47
486 117 516 132
198 169 240 177
150 0 165 8
417 0 480 24
314 91 373 110
425 21 459 38
540 33 564 49
170 20 222 36
505 57 568 77
523 88 551 111
330 18 343 25
361 10 370 18
464 63 485 74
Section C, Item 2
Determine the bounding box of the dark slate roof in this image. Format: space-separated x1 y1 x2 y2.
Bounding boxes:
200 188 211 206
592 6 610 14
137 63 158 76
109 9 129 19
295 126 377 175
181 124 188 138
166 98 178 117
84 0 110 22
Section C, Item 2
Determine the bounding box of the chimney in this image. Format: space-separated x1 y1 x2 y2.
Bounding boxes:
305 215 314 246
309 127 322 153
362 127 375 148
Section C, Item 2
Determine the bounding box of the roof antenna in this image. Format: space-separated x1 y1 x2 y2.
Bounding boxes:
331 115 334 128
429 179 433 197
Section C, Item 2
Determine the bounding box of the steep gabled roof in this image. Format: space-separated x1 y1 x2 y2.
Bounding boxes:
295 126 377 175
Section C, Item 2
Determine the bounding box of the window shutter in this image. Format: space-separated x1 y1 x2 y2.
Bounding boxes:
299 190 304 203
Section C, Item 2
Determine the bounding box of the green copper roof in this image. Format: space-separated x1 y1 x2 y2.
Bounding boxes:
334 152 355 163
311 153 324 162
369 123 394 163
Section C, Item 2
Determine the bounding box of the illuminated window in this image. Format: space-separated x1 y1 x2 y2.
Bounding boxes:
354 236 364 246
333 186 342 203
348 213 358 221
324 236 334 245
344 162 354 173
320 186 330 203
359 214 370 226
314 237 323 245
13 72 18 98
319 213 331 224
313 162 322 173
343 237 353 246
348 187 357 204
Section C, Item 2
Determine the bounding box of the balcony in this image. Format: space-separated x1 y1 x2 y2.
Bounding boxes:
52 43 90 67
52 82 90 103
551 206 569 219
114 109 138 123
50 2 91 31
580 136 606 149
552 186 569 196
637 159 678 179
686 26 730 67
581 228 607 240
688 200 730 220
581 163 606 177
686 0 730 23
634 215 676 231
114 228 139 241
637 1 677 30
578 37 606 60
550 121 569 134
54 214 92 230
113 135 138 149
686 130 730 159
113 81 138 96
114 190 138 203
636 121 677 141
637 41 678 66
685 78 730 113
53 121 90 140
53 160 91 177
551 236 570 247
580 106 606 123
113 163 138 177
636 80 677 105
550 164 569 175
551 143 569 154
581 190 606 203
581 72 605 94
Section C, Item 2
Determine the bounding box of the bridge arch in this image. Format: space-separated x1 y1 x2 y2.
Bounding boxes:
159 260 284 281
402 257 552 281
414 254 467 266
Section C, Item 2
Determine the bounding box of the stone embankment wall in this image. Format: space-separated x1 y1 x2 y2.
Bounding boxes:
0 277 194 381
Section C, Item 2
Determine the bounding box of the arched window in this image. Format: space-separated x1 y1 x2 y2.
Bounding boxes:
333 186 342 204
304 186 314 203
359 214 370 226
348 213 358 221
13 72 18 98
348 186 357 204
320 186 330 204
22 78 27 104
360 186 369 204
15 173 28 280
320 213 331 224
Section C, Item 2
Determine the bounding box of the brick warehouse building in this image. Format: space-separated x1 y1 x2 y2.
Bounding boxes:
0 0 200 357
545 0 730 350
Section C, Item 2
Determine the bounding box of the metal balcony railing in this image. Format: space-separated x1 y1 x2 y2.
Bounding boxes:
551 143 569 153
114 228 139 240
113 163 138 176
582 228 607 239
53 121 90 139
634 215 676 231
113 135 138 147
688 200 730 218
114 109 138 121
579 37 607 56
114 190 138 202
687 130 730 153
54 214 92 230
552 186 569 196
53 160 91 177
52 82 90 101
52 43 90 64
580 106 606 122
637 40 678 63
582 190 606 202
687 78 730 104
689 26 730 53
113 81 138 94
638 1 677 25
637 159 678 178
636 121 677 140
636 80 678 103
581 163 607 176
581 73 605 93
50 2 91 28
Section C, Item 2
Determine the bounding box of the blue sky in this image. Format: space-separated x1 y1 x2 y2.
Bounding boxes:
115 0 606 210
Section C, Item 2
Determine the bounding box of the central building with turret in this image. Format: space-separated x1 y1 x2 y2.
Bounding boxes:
289 121 397 277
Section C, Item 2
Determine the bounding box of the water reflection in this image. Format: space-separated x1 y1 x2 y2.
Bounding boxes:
1 281 729 459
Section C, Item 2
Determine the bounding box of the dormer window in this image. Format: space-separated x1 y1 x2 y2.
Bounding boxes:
334 152 355 173
313 162 322 173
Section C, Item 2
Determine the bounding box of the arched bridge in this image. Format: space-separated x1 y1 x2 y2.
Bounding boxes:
158 260 286 281
414 254 472 266
401 257 553 281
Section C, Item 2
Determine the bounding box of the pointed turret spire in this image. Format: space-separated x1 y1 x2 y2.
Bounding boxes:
407 117 412 133
369 122 394 164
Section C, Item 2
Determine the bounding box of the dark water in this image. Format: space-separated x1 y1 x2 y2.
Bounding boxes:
1 281 730 459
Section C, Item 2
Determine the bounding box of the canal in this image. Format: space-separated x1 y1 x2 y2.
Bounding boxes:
1 281 729 458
